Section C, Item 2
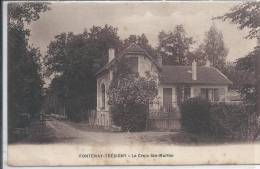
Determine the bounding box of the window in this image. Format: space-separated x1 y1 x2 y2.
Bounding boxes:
101 84 105 109
183 86 191 100
127 57 138 74
163 88 173 112
213 88 219 101
200 88 219 102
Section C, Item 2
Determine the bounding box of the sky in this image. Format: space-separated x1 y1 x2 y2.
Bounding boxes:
27 1 257 62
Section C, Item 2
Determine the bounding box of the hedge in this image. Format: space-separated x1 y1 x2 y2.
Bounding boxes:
181 97 256 139
111 103 148 132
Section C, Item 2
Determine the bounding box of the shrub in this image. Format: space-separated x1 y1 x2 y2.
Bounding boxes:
181 97 256 139
209 103 256 139
181 97 211 134
107 57 158 132
111 103 148 131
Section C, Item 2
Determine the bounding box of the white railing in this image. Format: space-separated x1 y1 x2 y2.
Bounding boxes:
149 102 179 119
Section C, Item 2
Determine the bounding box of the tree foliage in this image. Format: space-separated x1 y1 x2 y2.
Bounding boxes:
235 46 259 104
121 34 157 59
218 1 260 39
44 25 121 121
219 2 260 106
195 25 229 71
158 25 194 65
107 57 158 131
8 2 48 140
218 1 260 140
8 2 49 27
108 57 158 106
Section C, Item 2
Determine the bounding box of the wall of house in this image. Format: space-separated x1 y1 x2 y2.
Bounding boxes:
191 85 228 101
96 71 112 112
153 84 229 110
138 55 158 79
150 84 178 110
124 54 159 79
96 71 113 127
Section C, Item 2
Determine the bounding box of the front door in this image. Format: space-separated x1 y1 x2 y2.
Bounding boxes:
163 88 172 112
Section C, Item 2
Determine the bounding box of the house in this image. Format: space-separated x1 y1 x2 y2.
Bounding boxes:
94 43 232 128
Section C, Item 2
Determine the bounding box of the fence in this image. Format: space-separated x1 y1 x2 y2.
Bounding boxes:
148 101 181 131
88 110 111 127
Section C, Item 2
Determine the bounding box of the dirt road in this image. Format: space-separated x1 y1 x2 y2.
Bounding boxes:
44 118 177 145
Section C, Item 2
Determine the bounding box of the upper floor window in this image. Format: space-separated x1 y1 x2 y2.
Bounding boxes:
126 57 138 74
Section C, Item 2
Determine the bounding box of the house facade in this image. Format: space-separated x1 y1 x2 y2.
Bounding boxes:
94 43 232 128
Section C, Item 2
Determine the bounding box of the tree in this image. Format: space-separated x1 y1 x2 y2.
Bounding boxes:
218 2 260 39
8 2 49 141
200 25 229 71
107 57 158 131
190 44 207 66
219 2 260 105
234 46 259 105
219 1 260 139
121 34 157 59
158 25 194 65
44 25 121 121
8 2 49 26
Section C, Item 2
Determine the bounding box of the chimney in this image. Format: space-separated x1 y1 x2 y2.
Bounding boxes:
108 48 115 62
157 54 162 67
205 59 211 67
192 60 197 81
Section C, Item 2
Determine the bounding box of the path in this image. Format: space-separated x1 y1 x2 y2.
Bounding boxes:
44 118 177 145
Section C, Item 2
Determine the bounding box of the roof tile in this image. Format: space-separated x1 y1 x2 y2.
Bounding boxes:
160 65 232 85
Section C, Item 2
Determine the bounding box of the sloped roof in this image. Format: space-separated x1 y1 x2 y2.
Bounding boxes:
96 43 160 76
123 43 147 53
160 65 232 85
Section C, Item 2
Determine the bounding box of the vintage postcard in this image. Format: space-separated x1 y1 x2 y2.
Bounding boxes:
2 0 260 166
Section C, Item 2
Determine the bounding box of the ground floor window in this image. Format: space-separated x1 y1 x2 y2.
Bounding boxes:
200 88 219 101
183 86 191 101
101 83 106 109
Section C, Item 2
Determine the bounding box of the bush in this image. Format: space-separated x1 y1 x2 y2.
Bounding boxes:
181 97 256 139
181 97 211 134
111 103 148 132
209 103 256 139
107 58 158 132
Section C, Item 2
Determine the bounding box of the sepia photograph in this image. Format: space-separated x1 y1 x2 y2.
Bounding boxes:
3 0 260 166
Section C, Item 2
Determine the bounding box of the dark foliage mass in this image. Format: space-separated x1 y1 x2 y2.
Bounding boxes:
181 97 257 139
111 104 148 131
219 1 260 108
224 46 259 105
107 58 158 131
181 97 211 134
44 25 122 121
209 103 256 139
8 2 49 142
